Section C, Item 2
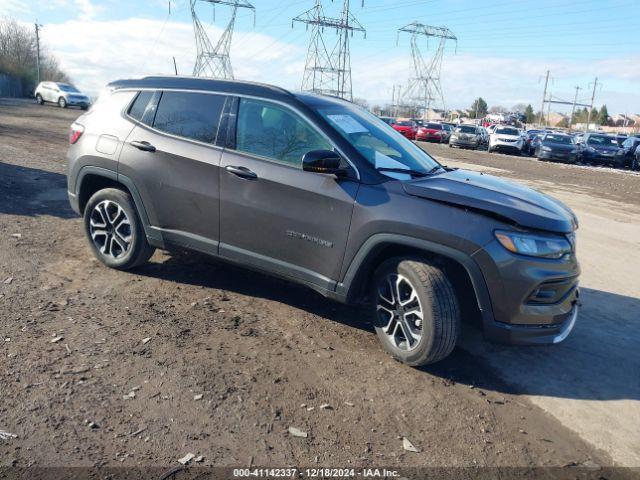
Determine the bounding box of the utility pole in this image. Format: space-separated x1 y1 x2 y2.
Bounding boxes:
538 70 549 127
173 56 178 75
585 77 598 133
568 85 581 132
34 21 43 84
391 85 396 116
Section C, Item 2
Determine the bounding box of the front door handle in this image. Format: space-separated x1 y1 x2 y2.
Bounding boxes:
225 165 258 180
130 140 156 152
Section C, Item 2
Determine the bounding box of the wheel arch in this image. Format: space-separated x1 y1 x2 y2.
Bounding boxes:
74 166 162 245
338 234 494 328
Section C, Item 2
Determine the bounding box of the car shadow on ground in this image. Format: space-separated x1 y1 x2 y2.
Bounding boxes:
137 251 640 402
136 250 372 334
0 162 75 219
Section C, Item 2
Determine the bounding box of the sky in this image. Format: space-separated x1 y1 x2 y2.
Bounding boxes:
2 0 640 114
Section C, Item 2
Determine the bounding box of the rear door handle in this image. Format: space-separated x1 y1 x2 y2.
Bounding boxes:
225 165 258 179
130 140 156 152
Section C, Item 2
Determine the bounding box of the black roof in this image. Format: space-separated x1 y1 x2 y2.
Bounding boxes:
106 75 350 109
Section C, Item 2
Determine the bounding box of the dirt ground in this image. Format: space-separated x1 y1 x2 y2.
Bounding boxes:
0 99 638 475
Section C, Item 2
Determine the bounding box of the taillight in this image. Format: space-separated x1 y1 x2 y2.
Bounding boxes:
69 122 84 144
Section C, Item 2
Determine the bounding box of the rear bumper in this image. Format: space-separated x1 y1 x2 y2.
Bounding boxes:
451 139 479 148
68 190 81 215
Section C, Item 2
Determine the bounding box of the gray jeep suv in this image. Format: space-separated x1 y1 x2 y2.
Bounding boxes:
67 76 580 366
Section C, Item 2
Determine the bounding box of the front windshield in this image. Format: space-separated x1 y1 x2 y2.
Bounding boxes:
456 125 477 134
587 135 618 146
395 121 415 127
316 105 440 178
58 84 80 93
544 134 573 145
425 123 442 130
495 127 519 136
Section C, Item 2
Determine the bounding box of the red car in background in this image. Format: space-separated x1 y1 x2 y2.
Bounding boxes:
416 122 447 142
391 120 418 140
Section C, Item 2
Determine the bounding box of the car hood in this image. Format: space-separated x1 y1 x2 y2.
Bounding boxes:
493 134 520 140
403 169 578 233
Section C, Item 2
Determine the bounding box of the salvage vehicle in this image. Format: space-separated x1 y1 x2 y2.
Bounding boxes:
449 124 482 149
391 120 418 140
415 122 447 143
66 76 580 366
614 135 640 169
488 126 525 154
534 133 578 163
35 81 91 110
576 133 620 165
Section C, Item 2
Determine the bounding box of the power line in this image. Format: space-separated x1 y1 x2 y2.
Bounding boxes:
396 22 457 118
293 0 366 101
191 0 255 79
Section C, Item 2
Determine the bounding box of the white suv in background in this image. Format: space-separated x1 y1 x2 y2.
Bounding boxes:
488 125 524 154
34 82 91 110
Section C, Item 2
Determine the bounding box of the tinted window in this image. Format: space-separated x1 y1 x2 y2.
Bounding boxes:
396 121 416 127
153 91 224 144
587 135 617 146
425 123 442 130
544 134 572 144
128 91 154 122
456 125 477 134
236 98 331 167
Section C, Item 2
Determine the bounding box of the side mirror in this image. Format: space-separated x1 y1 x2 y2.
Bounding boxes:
302 150 348 176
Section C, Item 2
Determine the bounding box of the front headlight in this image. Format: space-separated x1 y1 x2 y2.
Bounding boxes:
495 230 572 259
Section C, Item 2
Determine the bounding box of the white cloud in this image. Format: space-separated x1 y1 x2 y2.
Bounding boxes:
37 16 640 114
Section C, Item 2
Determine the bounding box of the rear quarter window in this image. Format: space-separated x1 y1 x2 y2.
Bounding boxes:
128 91 154 123
152 91 225 144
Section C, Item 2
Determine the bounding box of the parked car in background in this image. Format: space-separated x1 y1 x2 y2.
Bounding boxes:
415 122 447 142
614 135 640 169
635 144 640 171
615 134 628 147
488 125 524 154
378 116 395 126
391 120 418 140
449 124 483 149
478 126 489 149
525 130 544 155
410 118 425 127
534 133 578 163
576 133 620 165
35 81 91 110
441 123 453 143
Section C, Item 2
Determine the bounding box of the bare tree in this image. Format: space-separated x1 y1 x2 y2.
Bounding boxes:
0 18 70 92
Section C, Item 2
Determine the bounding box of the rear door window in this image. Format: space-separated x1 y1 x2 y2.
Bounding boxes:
152 91 225 144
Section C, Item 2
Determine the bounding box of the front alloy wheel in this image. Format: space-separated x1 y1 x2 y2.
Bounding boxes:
58 97 67 108
89 200 132 260
371 258 460 366
376 274 423 351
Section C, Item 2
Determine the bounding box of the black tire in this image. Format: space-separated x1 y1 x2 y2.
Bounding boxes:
371 257 460 366
83 188 155 270
36 94 44 105
58 97 67 108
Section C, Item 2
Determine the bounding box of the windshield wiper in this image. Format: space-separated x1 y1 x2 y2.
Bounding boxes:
376 166 443 177
375 167 428 177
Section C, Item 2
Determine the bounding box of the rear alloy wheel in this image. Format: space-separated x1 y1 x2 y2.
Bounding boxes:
372 258 460 366
36 94 44 105
58 97 67 108
84 188 155 270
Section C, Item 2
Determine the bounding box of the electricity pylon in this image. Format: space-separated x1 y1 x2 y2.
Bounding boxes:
397 22 456 118
191 0 255 79
293 0 365 101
